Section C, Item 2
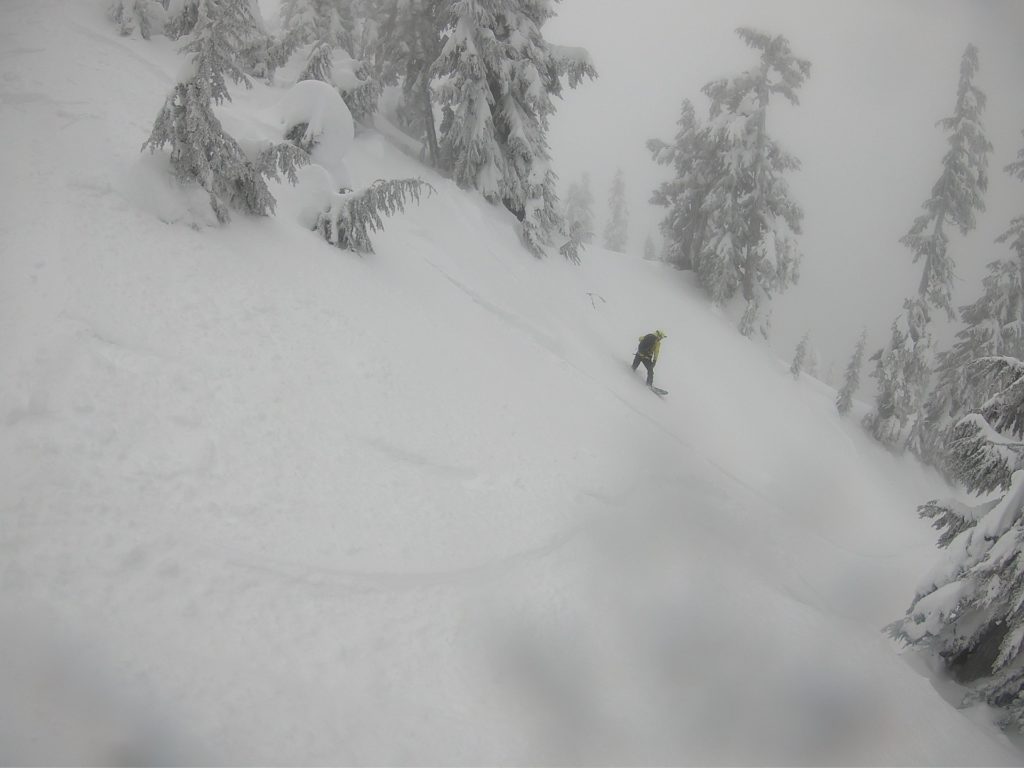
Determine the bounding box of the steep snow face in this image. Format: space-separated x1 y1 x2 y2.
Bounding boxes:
0 2 1020 765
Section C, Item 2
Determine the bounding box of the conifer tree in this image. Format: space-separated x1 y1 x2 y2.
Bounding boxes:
564 172 595 244
432 0 595 256
870 44 992 452
144 0 304 223
889 354 1024 730
698 28 810 336
373 0 447 166
644 233 657 261
866 300 932 448
109 0 166 39
648 98 718 272
165 0 200 38
836 329 867 416
168 0 286 80
280 0 353 50
298 39 335 83
920 129 1024 466
921 258 1024 463
431 0 504 195
790 333 809 380
903 44 993 321
603 168 628 251
280 0 381 121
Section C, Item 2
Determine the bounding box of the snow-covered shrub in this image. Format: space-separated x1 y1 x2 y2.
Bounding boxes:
316 178 434 253
278 78 354 187
559 222 585 265
272 80 431 253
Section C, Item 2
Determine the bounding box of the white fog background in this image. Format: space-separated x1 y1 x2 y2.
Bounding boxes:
545 0 1024 374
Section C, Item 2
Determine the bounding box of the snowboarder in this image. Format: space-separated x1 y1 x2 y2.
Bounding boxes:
632 330 666 387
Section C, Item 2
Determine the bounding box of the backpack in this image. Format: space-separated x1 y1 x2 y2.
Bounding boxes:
637 333 658 356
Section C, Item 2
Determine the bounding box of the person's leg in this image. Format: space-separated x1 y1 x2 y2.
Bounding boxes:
644 359 655 386
632 354 642 371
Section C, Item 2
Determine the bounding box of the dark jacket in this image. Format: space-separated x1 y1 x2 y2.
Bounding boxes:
637 333 662 363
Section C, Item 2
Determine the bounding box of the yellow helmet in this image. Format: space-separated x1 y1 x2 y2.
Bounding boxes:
656 330 667 339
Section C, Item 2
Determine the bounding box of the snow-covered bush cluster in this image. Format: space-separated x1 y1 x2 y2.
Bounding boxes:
136 0 438 251
129 0 594 255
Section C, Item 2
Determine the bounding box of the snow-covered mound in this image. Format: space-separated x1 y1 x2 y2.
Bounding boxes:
0 2 1020 764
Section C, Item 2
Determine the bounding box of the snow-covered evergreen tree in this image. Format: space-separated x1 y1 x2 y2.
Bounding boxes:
144 0 303 223
695 28 810 336
298 39 335 83
432 0 595 257
109 0 167 39
373 0 447 166
603 168 628 251
790 333 809 380
902 44 993 321
922 260 1024 465
889 354 1024 730
836 329 867 416
165 0 200 38
866 300 932 449
280 0 381 122
564 172 595 244
648 98 718 272
167 0 285 80
869 45 992 454
919 129 1024 467
643 233 657 261
280 0 353 50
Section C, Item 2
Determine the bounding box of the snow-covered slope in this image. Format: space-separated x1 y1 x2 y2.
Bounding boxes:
1 3 1020 764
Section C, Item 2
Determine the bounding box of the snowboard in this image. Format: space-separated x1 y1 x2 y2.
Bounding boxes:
626 360 667 396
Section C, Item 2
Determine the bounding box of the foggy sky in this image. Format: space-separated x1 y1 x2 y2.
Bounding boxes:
544 0 1024 372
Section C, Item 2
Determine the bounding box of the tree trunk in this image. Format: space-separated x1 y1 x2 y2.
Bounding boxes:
421 77 439 168
742 75 770 304
917 205 947 301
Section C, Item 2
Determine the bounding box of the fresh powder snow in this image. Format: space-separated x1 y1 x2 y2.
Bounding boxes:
0 1 1021 765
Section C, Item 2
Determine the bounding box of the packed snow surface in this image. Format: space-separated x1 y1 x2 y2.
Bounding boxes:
1 2 1021 764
